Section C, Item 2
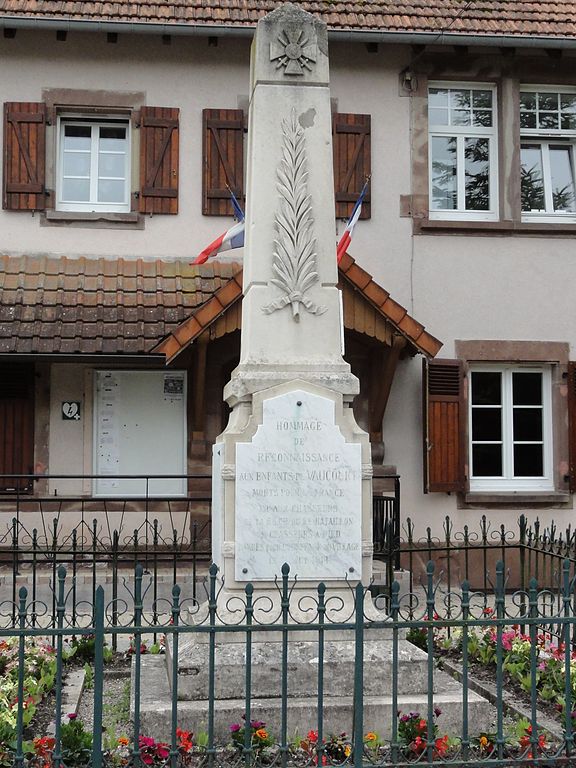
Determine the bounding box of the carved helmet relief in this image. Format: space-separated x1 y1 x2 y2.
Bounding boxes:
261 109 326 321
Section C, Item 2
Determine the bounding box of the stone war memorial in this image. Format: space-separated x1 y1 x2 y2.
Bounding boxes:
140 2 491 740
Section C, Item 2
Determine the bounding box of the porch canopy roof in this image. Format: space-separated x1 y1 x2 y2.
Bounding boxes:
0 252 442 360
1 1 575 44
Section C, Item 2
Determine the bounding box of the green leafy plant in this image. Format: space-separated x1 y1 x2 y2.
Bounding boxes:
61 714 93 766
406 627 427 652
0 638 56 745
229 716 274 751
397 709 449 758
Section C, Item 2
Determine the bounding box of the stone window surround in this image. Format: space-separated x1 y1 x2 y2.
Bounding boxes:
454 340 572 508
405 53 576 237
40 88 145 230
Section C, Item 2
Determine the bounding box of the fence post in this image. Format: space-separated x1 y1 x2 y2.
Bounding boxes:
111 530 119 653
243 582 254 768
390 580 400 765
316 583 326 766
518 514 527 635
563 560 574 757
280 563 290 768
352 582 364 768
206 562 218 768
92 585 105 768
13 585 28 768
425 561 435 764
52 566 67 768
131 563 144 767
11 518 18 627
494 561 505 761
169 584 181 768
461 579 470 761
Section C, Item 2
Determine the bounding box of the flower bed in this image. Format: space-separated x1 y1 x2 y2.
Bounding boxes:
0 638 56 767
421 617 576 723
2 707 557 767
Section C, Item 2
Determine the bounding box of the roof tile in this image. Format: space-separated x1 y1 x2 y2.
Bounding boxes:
1 1 575 39
0 253 441 359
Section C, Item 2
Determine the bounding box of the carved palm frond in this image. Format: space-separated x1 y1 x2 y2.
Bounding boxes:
262 109 326 319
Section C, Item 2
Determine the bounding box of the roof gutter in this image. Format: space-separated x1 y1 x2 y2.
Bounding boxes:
1 15 576 49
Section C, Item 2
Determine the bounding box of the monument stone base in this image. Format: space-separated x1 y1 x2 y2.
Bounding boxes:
136 649 494 742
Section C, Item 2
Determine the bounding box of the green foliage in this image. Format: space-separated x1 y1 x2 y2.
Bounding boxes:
83 662 94 690
0 638 56 746
406 627 428 652
61 715 93 767
103 679 130 738
229 717 274 751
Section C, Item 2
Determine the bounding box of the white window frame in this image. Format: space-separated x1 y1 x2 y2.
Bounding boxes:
468 365 553 492
520 85 576 223
428 82 499 222
56 115 131 213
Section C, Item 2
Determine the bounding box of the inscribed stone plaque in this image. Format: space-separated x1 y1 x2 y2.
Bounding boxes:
235 389 362 580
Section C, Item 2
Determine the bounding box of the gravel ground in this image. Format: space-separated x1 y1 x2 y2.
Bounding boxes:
75 656 133 739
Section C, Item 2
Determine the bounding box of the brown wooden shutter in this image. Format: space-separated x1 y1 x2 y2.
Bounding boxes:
3 102 47 211
423 358 465 493
569 362 576 493
202 108 244 215
139 106 179 214
333 113 371 220
0 364 35 492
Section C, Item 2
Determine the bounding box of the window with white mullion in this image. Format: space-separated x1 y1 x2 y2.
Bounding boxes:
541 144 555 212
469 366 552 491
520 87 576 221
428 83 497 221
56 117 130 213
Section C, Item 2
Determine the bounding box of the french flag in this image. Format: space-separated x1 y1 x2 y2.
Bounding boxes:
193 191 245 265
336 179 369 264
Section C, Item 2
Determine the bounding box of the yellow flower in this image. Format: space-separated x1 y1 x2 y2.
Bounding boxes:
255 728 268 740
344 745 351 757
365 732 377 743
479 736 488 748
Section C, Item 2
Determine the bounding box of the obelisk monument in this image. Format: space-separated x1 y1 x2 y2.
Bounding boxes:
156 6 492 740
212 3 373 591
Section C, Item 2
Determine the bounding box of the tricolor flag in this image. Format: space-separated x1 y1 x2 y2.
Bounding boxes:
193 190 245 265
336 179 369 264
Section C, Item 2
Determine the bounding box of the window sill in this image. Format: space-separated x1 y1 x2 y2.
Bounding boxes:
42 210 144 230
416 218 576 236
463 491 571 506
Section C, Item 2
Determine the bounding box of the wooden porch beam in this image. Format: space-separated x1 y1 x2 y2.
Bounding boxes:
369 335 407 438
191 332 209 436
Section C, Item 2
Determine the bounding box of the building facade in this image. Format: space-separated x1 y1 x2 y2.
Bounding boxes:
0 1 575 540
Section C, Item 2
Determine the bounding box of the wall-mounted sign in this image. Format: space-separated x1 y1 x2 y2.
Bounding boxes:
62 401 81 420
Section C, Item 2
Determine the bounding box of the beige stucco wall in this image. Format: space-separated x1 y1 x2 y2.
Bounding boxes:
1 30 575 538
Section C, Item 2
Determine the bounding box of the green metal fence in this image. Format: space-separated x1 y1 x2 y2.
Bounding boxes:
2 559 576 767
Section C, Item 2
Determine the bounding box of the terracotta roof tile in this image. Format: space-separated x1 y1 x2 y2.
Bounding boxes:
1 1 576 40
0 254 243 356
0 253 441 359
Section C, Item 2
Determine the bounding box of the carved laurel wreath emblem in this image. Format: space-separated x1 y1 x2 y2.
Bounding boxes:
262 109 326 320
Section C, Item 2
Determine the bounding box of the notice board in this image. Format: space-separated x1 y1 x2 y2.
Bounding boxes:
94 370 187 496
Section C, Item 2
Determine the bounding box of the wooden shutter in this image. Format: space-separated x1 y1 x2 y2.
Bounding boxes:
333 113 371 220
202 108 244 215
3 102 46 211
569 362 576 493
423 358 465 493
0 364 35 492
139 106 179 214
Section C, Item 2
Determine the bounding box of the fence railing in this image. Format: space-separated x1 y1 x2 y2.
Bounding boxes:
1 560 576 766
0 473 401 643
